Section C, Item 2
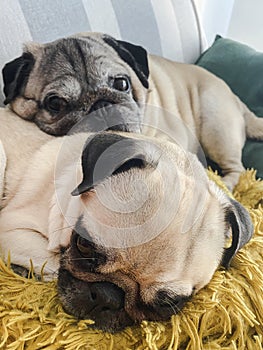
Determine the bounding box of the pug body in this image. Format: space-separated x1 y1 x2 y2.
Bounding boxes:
2 32 263 190
0 107 253 332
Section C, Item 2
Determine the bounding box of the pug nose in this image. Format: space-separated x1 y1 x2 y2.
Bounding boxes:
153 291 190 319
89 99 113 113
87 282 125 315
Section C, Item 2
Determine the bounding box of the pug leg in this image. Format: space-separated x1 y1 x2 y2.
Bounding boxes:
0 229 59 280
10 263 43 280
221 166 245 191
201 129 245 191
199 92 247 190
206 148 244 191
10 263 31 278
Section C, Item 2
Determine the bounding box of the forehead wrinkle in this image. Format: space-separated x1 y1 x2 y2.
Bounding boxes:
72 39 89 74
75 38 130 78
40 74 82 100
60 42 80 71
87 54 111 81
43 40 89 84
64 41 111 85
72 40 111 75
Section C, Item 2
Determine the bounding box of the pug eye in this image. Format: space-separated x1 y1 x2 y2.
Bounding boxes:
76 235 97 260
112 76 130 92
224 228 233 249
44 95 67 113
74 234 106 270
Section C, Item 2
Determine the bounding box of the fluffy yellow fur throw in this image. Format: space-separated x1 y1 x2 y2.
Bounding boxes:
0 170 262 349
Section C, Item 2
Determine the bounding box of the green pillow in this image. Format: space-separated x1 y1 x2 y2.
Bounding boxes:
196 35 263 179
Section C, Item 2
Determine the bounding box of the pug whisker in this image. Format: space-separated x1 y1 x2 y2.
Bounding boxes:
168 303 178 316
62 215 79 219
68 257 98 262
41 264 59 276
160 294 184 315
44 271 59 279
51 225 75 234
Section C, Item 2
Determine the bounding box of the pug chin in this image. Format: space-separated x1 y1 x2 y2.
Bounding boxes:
57 269 134 333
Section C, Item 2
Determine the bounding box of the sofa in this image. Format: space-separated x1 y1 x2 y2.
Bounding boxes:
0 1 263 349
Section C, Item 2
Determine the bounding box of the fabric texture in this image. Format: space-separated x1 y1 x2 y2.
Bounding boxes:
0 170 262 349
196 35 263 179
0 0 206 106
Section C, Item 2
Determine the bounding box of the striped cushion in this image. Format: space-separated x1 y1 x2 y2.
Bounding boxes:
0 0 206 106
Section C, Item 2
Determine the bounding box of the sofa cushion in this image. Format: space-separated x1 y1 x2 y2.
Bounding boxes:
196 35 263 179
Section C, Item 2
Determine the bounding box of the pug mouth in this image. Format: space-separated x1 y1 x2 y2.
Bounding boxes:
57 245 191 333
57 268 134 332
57 268 192 332
32 100 142 136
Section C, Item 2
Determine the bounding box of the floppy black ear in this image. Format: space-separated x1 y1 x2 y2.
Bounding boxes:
71 132 158 196
2 52 35 104
221 199 254 268
103 35 149 89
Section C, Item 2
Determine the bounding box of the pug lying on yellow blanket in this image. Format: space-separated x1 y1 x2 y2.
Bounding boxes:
0 108 253 332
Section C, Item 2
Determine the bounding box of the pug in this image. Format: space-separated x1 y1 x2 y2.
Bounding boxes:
0 108 253 332
2 32 263 190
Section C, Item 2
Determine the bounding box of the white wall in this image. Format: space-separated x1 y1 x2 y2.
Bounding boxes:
227 0 263 51
198 0 235 45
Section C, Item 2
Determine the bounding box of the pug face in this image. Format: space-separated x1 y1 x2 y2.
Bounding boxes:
50 132 253 332
2 33 149 135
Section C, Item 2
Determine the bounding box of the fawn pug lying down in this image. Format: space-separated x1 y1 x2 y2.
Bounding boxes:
0 108 253 332
3 32 263 191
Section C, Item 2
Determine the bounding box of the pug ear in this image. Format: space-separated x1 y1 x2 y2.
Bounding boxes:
103 35 149 89
221 199 254 268
71 133 158 196
2 52 35 104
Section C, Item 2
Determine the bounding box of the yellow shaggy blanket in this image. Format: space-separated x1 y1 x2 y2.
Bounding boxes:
0 170 263 350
